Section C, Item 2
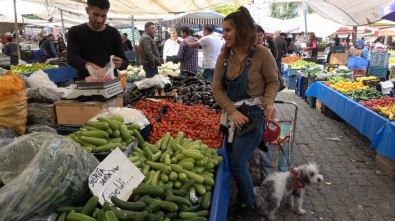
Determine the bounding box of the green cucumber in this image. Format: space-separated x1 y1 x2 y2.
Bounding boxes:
120 125 131 140
66 212 97 221
97 117 120 130
132 184 164 196
81 195 99 215
57 212 66 221
132 129 145 148
87 121 109 130
111 195 146 211
201 192 211 210
104 210 119 221
160 200 178 212
126 123 140 130
80 136 107 146
145 199 162 213
179 211 199 219
146 161 171 174
81 130 109 139
196 210 209 217
56 206 83 213
165 195 192 207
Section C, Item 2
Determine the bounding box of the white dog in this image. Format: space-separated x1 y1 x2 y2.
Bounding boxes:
254 162 323 221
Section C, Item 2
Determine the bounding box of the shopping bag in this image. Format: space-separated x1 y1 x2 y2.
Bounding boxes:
0 90 28 135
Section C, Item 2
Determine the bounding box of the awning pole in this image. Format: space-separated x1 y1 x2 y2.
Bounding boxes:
60 8 65 37
303 0 308 42
131 15 136 64
13 0 21 62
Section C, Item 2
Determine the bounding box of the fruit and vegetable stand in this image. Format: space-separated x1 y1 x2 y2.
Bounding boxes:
11 63 77 83
306 81 395 161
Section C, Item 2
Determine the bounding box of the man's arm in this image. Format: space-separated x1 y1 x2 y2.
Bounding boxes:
113 30 128 70
184 37 201 48
67 27 88 72
49 41 58 57
141 37 155 67
177 42 186 62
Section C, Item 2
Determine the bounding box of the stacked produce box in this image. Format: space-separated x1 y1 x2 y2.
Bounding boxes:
368 52 390 79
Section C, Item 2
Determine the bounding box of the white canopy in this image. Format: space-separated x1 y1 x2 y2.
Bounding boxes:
286 13 343 37
160 11 225 28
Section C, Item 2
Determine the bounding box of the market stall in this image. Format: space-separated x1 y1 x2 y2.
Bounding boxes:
306 81 395 160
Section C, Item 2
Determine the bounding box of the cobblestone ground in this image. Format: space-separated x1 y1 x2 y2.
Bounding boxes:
227 89 395 221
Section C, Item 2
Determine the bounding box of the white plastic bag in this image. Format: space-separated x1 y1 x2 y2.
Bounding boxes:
85 55 115 82
90 107 150 129
27 70 58 90
134 74 171 90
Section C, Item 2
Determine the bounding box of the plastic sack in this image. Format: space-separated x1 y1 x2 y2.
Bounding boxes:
0 132 99 221
27 70 58 90
85 55 115 82
134 74 171 90
27 124 57 134
0 71 24 98
0 132 50 183
90 107 150 129
27 103 54 127
0 127 19 148
0 88 28 135
26 87 61 104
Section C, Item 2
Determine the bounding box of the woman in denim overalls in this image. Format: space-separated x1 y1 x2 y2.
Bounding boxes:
212 7 280 220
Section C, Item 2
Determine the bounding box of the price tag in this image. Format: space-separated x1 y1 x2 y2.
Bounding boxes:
88 148 144 205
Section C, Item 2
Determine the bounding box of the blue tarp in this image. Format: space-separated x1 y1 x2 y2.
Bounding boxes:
306 81 395 160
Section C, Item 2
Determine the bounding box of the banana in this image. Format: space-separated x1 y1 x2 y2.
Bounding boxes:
378 105 392 117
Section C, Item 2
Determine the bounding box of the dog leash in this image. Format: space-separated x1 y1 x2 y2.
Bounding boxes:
277 135 291 168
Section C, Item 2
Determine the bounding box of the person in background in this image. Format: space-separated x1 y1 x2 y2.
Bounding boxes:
177 26 198 74
67 0 128 80
334 34 340 47
348 42 356 57
4 36 18 65
40 34 58 58
286 35 294 54
122 33 133 51
139 22 161 77
304 32 318 63
57 36 66 53
346 33 351 48
274 30 287 73
356 37 365 49
162 28 182 63
361 43 369 59
212 6 279 220
184 24 223 82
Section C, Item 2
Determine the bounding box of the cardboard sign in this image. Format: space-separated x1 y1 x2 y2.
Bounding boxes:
88 148 144 205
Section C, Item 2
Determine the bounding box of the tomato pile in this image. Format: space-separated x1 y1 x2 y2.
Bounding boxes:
133 100 223 148
359 97 395 110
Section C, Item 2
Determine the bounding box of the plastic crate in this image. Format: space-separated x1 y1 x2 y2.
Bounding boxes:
330 46 346 53
305 96 316 108
55 126 80 135
287 75 297 90
367 66 388 79
347 57 369 70
370 52 390 67
324 107 343 121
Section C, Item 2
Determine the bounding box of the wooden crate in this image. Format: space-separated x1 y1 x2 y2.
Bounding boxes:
376 154 395 179
329 53 348 65
315 99 325 113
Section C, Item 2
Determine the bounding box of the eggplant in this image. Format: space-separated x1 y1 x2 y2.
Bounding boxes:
179 87 190 95
191 94 201 102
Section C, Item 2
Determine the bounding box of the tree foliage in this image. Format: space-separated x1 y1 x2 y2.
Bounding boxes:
212 5 240 16
270 2 299 20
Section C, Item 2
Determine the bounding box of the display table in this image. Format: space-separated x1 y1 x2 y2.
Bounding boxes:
306 81 395 160
25 67 77 83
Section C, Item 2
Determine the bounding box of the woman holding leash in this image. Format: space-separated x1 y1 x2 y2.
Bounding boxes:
212 6 280 220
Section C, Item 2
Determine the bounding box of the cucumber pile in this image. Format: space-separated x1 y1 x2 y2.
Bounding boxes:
67 116 142 153
55 131 223 221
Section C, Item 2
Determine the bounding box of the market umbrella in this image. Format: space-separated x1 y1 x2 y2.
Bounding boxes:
381 0 395 21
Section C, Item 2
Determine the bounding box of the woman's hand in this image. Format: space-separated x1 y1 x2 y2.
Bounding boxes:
264 104 276 121
231 110 249 129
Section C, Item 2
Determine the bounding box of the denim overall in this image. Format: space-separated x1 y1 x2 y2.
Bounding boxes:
221 51 264 207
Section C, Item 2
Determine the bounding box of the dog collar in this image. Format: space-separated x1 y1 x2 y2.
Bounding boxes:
291 168 305 190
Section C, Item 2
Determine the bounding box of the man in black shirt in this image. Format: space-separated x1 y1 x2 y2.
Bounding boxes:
67 0 128 80
334 34 340 47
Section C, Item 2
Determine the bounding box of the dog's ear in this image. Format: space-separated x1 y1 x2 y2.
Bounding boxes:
299 168 310 185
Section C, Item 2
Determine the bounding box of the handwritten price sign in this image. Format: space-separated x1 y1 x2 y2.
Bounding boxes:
88 148 144 205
